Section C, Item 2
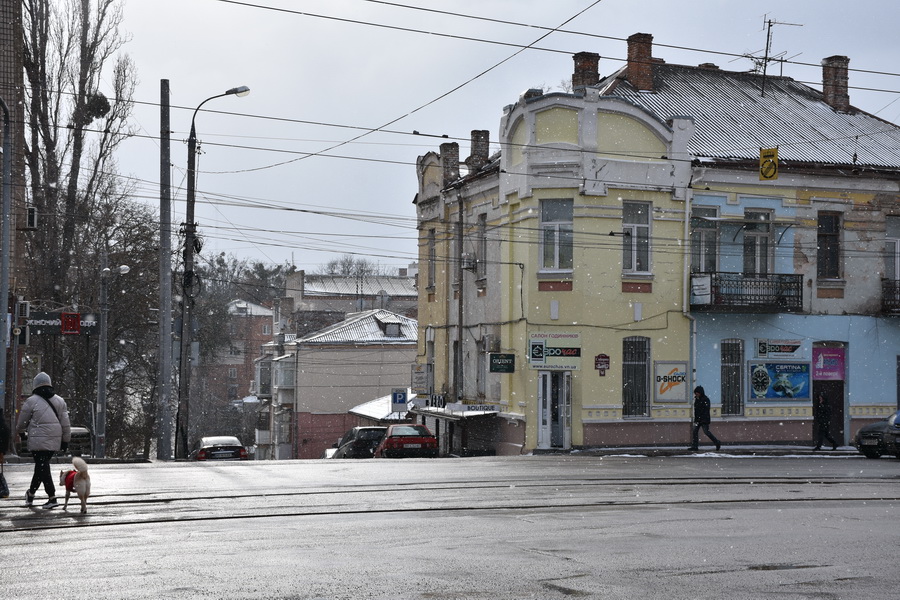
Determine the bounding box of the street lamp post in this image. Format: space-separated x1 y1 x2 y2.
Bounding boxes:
175 86 249 459
96 250 129 458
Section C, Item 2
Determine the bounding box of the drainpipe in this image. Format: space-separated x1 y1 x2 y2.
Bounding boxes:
456 191 465 402
682 189 697 398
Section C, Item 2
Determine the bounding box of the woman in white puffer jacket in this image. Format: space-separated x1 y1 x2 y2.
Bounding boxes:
17 372 71 509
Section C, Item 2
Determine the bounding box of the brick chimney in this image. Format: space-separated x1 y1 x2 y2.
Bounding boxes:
440 142 460 187
627 33 654 91
822 55 850 112
465 130 490 172
572 51 600 90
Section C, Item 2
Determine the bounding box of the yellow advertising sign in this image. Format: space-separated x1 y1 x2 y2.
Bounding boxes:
759 147 778 180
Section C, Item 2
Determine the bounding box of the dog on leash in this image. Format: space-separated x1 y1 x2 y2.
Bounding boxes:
59 456 91 513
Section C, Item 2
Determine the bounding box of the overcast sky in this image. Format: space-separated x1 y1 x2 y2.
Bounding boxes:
116 0 900 273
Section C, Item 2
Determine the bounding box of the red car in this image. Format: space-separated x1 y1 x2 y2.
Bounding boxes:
373 424 438 458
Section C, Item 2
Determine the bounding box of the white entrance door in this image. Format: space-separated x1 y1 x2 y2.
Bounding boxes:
537 371 572 449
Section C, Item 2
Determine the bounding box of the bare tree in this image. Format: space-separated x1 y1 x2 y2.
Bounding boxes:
19 0 157 457
318 254 393 277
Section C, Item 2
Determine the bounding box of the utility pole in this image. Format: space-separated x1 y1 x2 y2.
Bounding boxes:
0 97 13 449
175 86 249 459
157 79 173 459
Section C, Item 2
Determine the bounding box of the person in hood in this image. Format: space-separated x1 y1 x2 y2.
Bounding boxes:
689 385 722 452
0 404 10 498
17 372 71 509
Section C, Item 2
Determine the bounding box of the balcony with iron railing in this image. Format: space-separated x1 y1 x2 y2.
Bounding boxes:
882 279 900 313
691 272 803 313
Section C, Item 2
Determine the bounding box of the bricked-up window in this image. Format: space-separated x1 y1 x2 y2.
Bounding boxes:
886 216 900 280
817 212 841 279
427 228 436 288
623 201 651 273
622 336 650 417
541 199 573 270
477 213 487 280
691 206 718 273
721 339 744 415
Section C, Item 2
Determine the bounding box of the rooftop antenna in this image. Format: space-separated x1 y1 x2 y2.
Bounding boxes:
759 15 802 97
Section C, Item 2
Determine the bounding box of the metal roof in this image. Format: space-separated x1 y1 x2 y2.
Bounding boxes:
302 275 417 298
295 309 417 344
598 64 900 169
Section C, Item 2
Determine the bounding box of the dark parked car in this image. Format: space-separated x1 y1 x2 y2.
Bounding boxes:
332 426 387 459
854 411 900 459
190 436 249 461
373 424 438 458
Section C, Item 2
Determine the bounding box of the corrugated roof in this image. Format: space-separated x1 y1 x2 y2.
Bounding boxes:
296 309 417 344
598 64 900 169
303 275 417 298
227 299 273 317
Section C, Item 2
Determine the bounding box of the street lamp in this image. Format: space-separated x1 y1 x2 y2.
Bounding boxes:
175 85 249 459
96 253 130 458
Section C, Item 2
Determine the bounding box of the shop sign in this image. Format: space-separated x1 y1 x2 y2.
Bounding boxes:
411 363 432 394
812 347 845 381
749 361 810 400
26 311 98 336
756 338 804 359
528 331 581 370
654 361 689 403
490 353 515 373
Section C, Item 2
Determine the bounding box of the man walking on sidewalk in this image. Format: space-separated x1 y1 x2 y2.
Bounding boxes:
689 385 721 451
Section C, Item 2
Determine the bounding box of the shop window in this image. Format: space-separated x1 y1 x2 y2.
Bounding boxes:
622 336 650 416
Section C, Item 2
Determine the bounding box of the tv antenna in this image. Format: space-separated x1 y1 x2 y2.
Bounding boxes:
758 16 802 96
735 16 803 96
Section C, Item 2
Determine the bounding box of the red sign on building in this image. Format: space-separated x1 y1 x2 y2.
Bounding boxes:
60 312 81 335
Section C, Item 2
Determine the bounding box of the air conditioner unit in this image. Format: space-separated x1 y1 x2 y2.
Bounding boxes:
484 334 500 353
461 253 477 272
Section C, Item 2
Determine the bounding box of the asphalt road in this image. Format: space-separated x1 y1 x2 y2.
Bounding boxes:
1 453 897 599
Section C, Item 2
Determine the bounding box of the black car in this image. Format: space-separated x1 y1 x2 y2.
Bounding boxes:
854 411 900 459
332 426 387 459
190 436 249 461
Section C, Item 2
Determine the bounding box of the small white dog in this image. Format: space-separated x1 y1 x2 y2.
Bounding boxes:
59 456 91 513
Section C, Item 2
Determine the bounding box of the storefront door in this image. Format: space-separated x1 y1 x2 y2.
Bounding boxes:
538 371 571 449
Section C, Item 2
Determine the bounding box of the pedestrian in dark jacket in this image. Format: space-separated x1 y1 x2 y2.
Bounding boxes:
0 406 10 498
17 372 71 509
813 392 838 451
689 385 721 451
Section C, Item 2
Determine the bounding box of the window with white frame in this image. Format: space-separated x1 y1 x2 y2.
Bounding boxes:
886 216 900 280
623 201 651 273
743 210 772 275
691 206 718 273
541 199 573 271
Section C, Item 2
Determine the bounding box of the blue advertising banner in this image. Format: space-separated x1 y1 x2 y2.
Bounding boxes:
748 362 810 400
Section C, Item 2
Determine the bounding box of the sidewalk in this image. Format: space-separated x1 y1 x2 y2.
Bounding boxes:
548 445 862 458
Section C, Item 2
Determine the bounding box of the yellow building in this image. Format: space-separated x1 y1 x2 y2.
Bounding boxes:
413 54 697 454
414 34 900 455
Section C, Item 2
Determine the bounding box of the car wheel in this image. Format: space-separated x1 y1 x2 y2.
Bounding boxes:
860 448 882 459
